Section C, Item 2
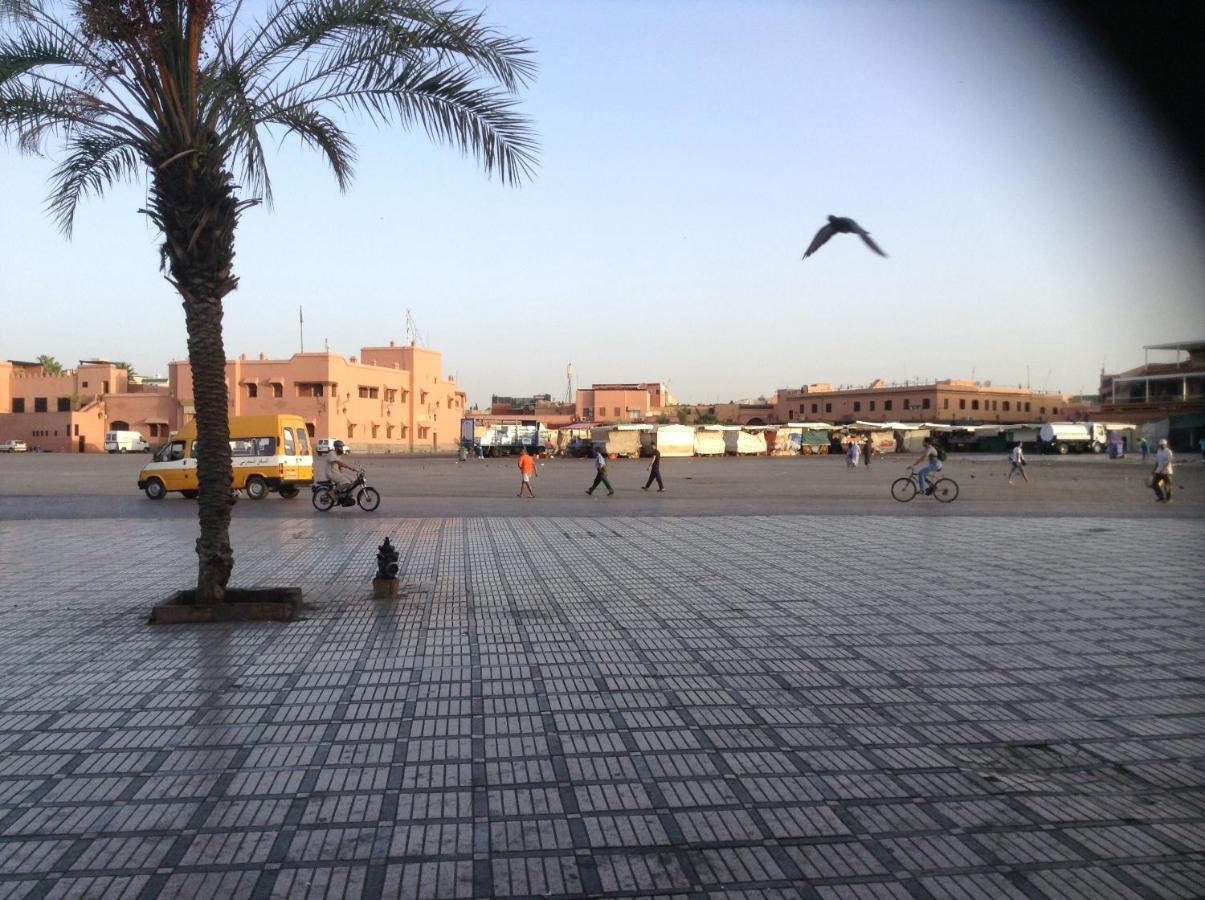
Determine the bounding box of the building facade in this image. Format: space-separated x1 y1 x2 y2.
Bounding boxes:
0 359 180 453
575 383 676 423
169 340 466 452
773 379 1092 425
2 340 465 453
1098 340 1205 422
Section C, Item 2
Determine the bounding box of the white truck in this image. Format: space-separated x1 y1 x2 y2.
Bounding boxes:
1038 422 1107 455
104 430 150 453
460 417 549 457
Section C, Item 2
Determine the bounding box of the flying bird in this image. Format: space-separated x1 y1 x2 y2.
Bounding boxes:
802 215 888 259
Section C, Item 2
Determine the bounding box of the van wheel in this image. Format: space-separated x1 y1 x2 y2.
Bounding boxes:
144 478 166 500
120 447 128 453
181 490 198 499
278 485 300 499
245 476 269 500
1057 443 1069 455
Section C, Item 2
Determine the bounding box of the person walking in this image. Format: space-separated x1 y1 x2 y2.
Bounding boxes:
862 434 872 467
1007 441 1030 485
1198 435 1205 462
845 438 860 467
1152 438 1175 503
586 447 614 496
516 447 537 498
642 445 664 492
1139 436 1149 462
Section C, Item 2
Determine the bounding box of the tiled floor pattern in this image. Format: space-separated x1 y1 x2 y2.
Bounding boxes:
0 515 1201 899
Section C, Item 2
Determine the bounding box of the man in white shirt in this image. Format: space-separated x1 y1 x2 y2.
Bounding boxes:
911 436 941 494
1152 438 1175 503
1007 442 1030 485
319 440 356 492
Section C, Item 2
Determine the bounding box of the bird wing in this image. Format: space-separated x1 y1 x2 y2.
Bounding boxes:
858 232 888 257
802 223 836 258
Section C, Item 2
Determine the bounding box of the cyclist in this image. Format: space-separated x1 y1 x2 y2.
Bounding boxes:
911 436 942 495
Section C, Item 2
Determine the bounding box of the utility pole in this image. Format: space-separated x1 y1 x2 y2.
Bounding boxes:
299 306 304 352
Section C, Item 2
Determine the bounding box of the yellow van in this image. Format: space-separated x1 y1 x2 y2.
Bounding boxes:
138 414 313 500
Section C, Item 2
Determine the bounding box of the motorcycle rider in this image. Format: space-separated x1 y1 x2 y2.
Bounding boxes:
318 440 357 494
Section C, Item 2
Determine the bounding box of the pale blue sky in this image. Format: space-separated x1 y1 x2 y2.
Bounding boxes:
1 0 1202 406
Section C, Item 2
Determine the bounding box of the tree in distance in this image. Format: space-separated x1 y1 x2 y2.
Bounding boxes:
0 0 538 605
36 354 62 375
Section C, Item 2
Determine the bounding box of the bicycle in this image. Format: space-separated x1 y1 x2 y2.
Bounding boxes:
891 467 959 503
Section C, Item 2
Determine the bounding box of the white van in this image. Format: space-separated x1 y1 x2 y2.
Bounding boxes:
105 430 150 453
0 440 28 453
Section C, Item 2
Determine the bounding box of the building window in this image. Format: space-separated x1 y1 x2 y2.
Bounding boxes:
421 391 429 404
1052 407 1059 414
103 381 109 393
12 398 24 413
853 401 861 412
992 400 998 411
74 424 79 436
297 382 324 398
959 399 966 410
34 397 48 412
824 402 832 413
1025 402 1031 412
922 398 931 409
1003 401 1010 411
884 400 893 411
869 400 876 411
787 409 794 419
371 424 379 438
811 403 818 414
81 381 88 388
271 383 282 398
943 398 949 409
358 386 379 399
387 424 394 439
614 407 621 417
1040 406 1046 414
56 397 70 412
972 399 980 410
347 423 356 438
385 389 397 403
245 382 258 398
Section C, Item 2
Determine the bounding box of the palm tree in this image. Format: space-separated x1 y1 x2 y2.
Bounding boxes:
36 353 62 374
1 0 536 605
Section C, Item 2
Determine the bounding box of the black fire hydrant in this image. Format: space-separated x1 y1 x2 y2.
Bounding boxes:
373 537 401 598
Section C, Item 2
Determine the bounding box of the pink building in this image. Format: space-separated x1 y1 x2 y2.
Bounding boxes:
575 383 676 423
0 359 179 452
169 340 466 452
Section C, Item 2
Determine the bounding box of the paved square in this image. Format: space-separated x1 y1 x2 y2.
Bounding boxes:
0 515 1202 898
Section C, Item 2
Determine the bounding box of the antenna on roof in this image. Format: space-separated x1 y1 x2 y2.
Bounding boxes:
404 308 422 346
565 363 574 403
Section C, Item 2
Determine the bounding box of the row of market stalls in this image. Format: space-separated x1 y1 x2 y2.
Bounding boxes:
549 420 1142 458
552 423 904 458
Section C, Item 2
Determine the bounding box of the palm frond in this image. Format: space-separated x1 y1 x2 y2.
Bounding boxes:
258 102 354 189
320 60 537 184
46 130 141 235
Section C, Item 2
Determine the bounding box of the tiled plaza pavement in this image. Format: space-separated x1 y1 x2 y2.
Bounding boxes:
0 515 1202 899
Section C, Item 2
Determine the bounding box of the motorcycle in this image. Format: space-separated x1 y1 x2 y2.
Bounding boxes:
312 469 381 512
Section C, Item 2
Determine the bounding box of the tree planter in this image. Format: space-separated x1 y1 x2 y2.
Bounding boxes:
150 588 303 624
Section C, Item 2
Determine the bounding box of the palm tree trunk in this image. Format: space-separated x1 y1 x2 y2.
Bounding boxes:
152 141 242 606
183 295 234 604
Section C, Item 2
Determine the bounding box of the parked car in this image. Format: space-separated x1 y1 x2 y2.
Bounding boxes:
0 440 28 453
104 430 150 453
315 438 338 454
